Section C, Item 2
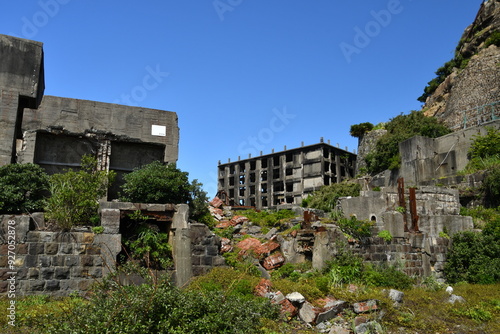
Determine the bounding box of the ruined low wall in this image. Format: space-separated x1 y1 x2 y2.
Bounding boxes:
189 223 226 277
0 214 121 297
350 235 450 278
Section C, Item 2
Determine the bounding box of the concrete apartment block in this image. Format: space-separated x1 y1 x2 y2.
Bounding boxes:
218 141 356 209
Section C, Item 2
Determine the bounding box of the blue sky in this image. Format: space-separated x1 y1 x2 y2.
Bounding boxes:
1 0 483 197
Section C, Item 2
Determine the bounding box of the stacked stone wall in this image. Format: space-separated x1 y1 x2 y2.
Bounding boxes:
349 236 450 278
0 214 120 297
189 223 226 277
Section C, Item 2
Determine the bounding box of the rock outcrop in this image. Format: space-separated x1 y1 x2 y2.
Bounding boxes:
422 0 500 129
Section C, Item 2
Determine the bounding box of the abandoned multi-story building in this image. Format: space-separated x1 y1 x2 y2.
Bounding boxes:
0 34 179 197
217 140 356 208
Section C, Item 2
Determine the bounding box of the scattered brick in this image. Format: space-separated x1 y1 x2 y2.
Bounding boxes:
209 196 224 208
279 298 298 319
231 215 249 225
254 278 272 297
353 300 378 313
262 252 285 270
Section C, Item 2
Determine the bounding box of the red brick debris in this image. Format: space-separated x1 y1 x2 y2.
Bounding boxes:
254 278 272 297
262 252 285 270
236 238 263 255
230 215 249 225
255 241 280 256
209 196 224 208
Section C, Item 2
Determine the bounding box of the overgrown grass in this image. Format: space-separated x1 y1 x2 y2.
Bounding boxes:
238 209 296 228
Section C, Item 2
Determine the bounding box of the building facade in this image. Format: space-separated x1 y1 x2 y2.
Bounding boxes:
0 34 179 198
218 141 356 209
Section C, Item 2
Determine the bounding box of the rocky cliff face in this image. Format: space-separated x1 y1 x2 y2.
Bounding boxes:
423 0 500 129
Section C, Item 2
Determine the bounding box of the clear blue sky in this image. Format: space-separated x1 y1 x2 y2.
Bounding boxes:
1 0 483 197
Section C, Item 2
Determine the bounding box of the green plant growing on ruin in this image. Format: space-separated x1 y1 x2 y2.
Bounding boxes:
484 30 500 48
120 161 210 222
444 229 500 284
239 209 296 228
378 230 393 242
45 155 115 230
365 111 451 175
128 209 149 222
302 182 361 212
92 226 104 234
0 163 49 214
126 225 172 270
121 161 191 204
337 215 373 241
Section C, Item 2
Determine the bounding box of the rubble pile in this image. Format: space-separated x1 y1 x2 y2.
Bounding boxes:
254 278 396 334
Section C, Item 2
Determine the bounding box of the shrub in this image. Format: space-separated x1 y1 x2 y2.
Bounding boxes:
336 215 372 240
120 161 190 204
350 122 374 139
468 127 500 161
302 182 361 212
378 230 393 242
0 163 49 214
44 155 115 230
42 270 278 334
444 231 500 284
324 245 364 286
484 30 500 48
365 111 451 174
363 264 415 290
188 179 210 222
120 161 210 222
125 225 172 270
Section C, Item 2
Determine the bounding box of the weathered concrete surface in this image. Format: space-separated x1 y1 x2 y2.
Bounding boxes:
0 34 45 165
22 95 179 164
0 35 44 105
171 204 192 287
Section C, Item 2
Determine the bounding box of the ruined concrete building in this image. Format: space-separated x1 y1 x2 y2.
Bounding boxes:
0 34 179 197
217 140 356 208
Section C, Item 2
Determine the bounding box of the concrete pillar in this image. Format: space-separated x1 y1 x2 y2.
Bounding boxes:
171 204 192 287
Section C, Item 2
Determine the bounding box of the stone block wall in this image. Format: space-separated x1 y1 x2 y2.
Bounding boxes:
0 214 121 297
350 235 450 278
189 223 226 277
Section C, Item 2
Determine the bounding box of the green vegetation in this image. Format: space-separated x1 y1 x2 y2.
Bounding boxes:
378 230 393 242
125 225 172 269
44 155 115 230
120 161 191 204
0 265 278 334
301 182 361 212
484 30 500 48
349 122 374 139
336 215 373 241
238 209 296 228
0 163 49 214
459 127 500 207
120 161 210 222
364 111 451 174
444 228 500 284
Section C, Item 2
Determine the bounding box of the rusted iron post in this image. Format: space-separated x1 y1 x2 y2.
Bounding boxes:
409 187 419 232
397 177 409 232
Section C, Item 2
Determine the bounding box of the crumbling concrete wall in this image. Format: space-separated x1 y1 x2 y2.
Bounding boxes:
0 34 180 200
368 120 500 188
0 34 45 166
20 95 179 166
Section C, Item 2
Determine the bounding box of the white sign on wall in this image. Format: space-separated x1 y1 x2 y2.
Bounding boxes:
151 125 166 136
